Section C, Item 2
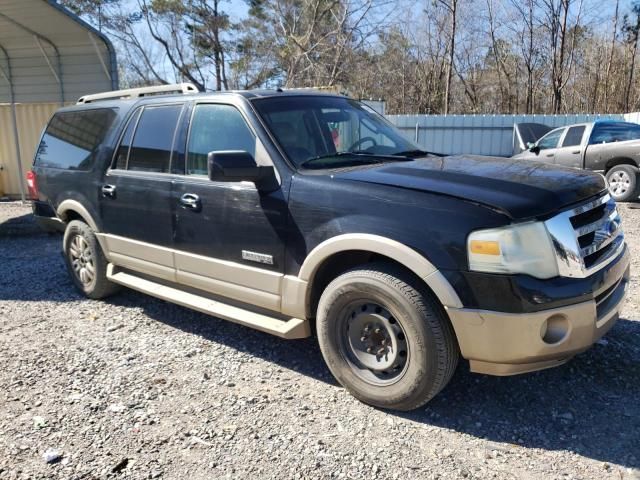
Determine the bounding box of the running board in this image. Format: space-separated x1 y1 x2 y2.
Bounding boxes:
106 265 310 339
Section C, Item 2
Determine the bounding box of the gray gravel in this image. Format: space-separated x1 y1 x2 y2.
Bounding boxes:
1 201 639 480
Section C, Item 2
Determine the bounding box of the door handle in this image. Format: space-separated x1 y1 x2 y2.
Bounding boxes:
572 150 581 154
545 153 554 157
101 184 116 198
180 193 201 210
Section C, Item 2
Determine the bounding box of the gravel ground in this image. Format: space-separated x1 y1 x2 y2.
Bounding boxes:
0 201 639 480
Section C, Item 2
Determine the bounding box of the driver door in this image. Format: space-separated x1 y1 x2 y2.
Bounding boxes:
534 127 565 164
171 101 288 312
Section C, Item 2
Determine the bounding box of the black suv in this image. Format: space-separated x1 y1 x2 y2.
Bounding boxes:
29 84 630 410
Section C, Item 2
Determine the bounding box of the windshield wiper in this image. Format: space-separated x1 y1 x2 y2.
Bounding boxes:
300 151 410 169
393 149 440 157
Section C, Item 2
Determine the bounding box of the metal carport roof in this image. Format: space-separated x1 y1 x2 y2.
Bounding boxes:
0 0 118 104
0 0 118 200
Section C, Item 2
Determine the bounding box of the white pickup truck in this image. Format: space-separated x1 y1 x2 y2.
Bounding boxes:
512 120 640 202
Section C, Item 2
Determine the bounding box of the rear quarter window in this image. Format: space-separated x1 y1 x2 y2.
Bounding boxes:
34 108 117 170
589 123 640 144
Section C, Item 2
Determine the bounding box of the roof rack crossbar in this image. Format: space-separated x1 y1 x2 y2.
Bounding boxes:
76 82 199 104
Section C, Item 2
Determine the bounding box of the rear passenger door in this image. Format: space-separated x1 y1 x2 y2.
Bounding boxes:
99 103 185 279
554 125 586 169
171 101 288 312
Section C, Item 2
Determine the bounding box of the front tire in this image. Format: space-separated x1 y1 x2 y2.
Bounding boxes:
63 220 119 299
606 165 639 202
316 263 459 411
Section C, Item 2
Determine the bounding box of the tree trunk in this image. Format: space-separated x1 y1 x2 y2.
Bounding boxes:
604 0 619 111
625 32 639 112
443 0 457 114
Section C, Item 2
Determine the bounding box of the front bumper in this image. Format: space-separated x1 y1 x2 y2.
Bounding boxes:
446 248 630 376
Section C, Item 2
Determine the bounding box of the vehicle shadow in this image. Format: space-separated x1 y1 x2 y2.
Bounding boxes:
397 316 640 469
110 288 640 469
105 289 335 383
0 212 43 237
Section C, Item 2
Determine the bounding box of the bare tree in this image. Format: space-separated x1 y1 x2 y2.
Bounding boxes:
603 0 620 111
435 0 458 114
62 0 640 114
540 0 584 113
622 2 640 112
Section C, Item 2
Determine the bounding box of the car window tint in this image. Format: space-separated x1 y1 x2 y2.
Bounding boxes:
561 126 585 147
187 104 256 175
589 122 640 144
628 124 640 140
537 129 564 150
264 109 322 165
114 109 141 169
128 105 182 173
253 96 419 168
34 108 117 170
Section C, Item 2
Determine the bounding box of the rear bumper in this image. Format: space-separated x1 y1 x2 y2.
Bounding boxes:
446 250 630 376
32 200 65 233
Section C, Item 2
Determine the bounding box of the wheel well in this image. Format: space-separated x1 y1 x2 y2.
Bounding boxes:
61 209 84 224
605 158 638 173
306 250 434 319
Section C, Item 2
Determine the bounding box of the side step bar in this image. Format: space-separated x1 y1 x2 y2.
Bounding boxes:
106 265 310 339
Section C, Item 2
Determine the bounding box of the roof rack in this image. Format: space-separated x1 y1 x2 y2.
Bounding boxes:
76 83 199 104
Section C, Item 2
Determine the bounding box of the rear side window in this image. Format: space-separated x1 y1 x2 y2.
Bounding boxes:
35 108 117 170
187 104 256 175
126 105 182 173
589 123 640 144
561 126 585 147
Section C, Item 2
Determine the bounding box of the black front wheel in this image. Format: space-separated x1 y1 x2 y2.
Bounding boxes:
316 263 459 411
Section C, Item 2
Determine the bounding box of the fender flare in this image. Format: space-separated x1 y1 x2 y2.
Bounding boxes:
56 199 100 231
296 233 463 310
56 200 110 255
604 158 639 173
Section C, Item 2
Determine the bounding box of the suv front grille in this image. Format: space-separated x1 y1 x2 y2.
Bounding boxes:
545 193 625 278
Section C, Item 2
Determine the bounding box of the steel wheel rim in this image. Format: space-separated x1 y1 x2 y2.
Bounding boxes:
69 234 95 287
609 170 631 198
338 301 409 386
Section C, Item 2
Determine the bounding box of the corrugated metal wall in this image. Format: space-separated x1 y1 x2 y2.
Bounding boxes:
387 113 627 157
0 103 59 198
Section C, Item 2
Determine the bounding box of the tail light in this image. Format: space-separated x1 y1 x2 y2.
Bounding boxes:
26 170 39 199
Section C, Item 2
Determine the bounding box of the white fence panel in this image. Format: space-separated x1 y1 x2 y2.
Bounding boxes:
624 112 640 124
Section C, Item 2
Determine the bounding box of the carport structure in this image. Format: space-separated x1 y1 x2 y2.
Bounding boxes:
0 0 118 199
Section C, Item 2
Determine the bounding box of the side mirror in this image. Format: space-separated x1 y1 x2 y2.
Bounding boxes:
527 143 540 154
207 150 275 189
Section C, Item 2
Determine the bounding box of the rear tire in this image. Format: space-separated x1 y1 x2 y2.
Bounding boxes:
316 263 459 411
606 165 639 202
63 220 119 299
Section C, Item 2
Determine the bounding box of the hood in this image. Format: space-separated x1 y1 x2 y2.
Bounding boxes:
334 155 606 219
513 122 552 155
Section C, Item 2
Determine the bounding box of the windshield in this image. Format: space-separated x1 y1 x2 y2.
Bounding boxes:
252 96 425 169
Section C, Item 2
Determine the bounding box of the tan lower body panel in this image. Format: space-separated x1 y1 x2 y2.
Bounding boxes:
446 292 624 376
98 234 176 282
98 233 284 313
106 265 310 339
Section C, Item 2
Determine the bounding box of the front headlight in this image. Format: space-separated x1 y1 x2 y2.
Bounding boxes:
467 222 559 279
